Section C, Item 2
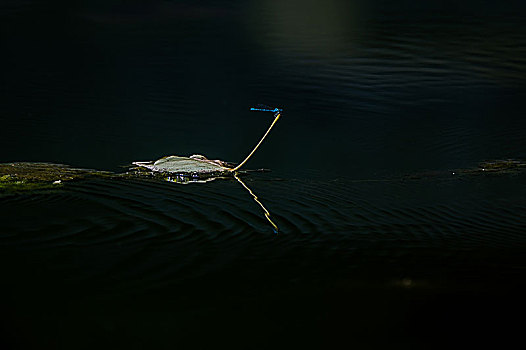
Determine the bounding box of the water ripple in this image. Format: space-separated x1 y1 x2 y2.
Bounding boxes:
1 169 525 284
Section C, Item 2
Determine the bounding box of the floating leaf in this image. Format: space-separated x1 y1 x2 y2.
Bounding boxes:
132 155 231 177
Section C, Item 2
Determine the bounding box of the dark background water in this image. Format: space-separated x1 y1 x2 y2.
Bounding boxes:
1 1 526 349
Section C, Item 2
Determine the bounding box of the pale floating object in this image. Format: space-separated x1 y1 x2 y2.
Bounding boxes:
132 154 231 177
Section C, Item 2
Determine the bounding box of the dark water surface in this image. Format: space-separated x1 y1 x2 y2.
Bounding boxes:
1 1 526 349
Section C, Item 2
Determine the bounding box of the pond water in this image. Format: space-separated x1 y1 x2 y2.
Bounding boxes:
1 1 526 349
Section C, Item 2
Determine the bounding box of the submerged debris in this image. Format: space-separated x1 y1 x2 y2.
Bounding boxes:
402 159 526 180
454 159 526 176
0 162 112 193
478 159 526 173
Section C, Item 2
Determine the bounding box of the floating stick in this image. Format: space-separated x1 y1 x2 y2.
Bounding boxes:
229 107 282 172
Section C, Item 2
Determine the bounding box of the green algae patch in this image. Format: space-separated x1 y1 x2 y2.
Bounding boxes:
0 162 113 193
0 177 58 192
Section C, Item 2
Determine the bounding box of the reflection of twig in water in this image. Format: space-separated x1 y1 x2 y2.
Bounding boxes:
234 174 279 233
